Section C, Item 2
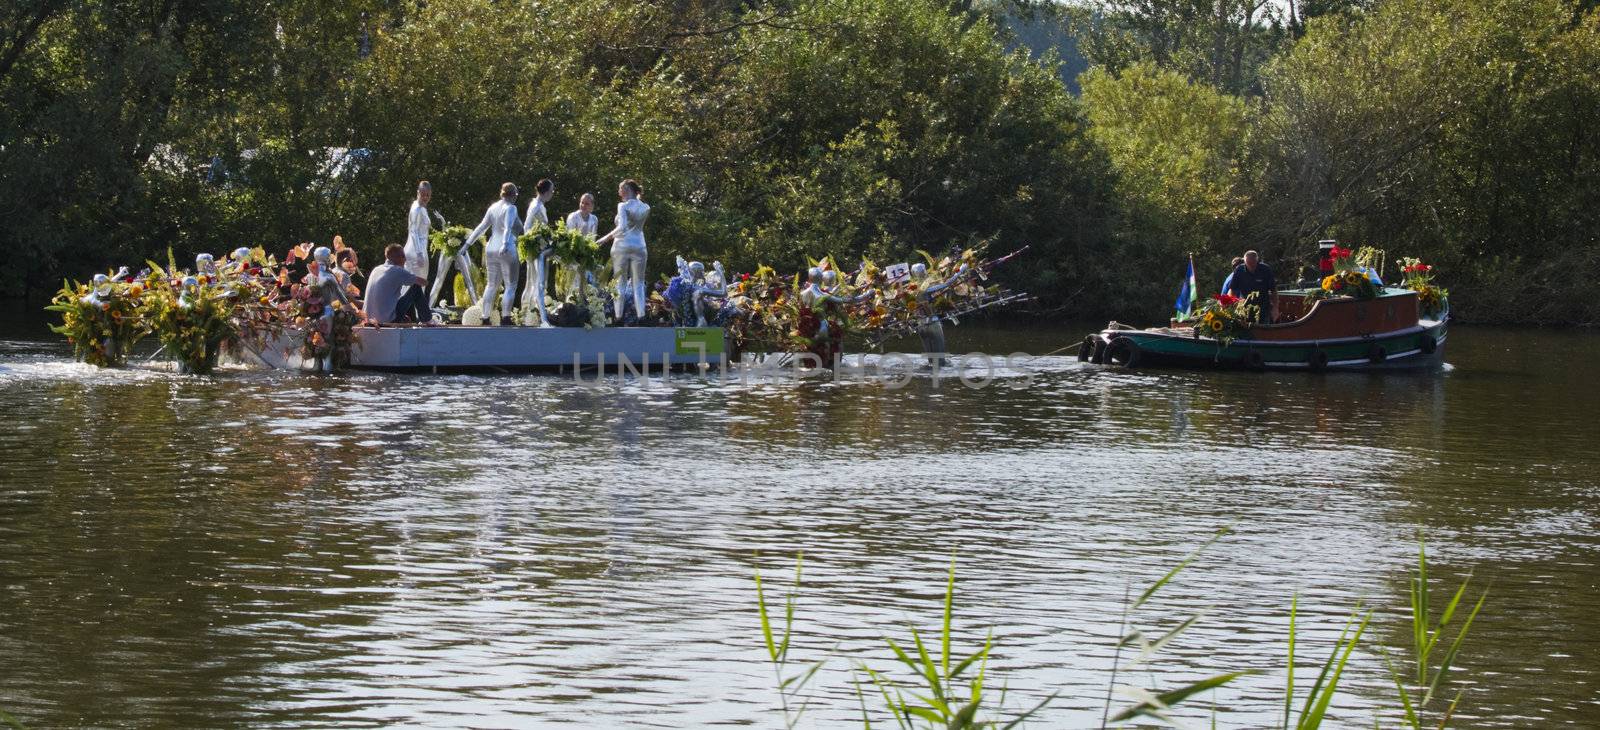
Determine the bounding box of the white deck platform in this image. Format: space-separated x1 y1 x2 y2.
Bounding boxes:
347 325 726 370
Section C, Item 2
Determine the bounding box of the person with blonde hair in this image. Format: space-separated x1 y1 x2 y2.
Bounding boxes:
461 182 525 325
565 192 598 236
594 179 649 323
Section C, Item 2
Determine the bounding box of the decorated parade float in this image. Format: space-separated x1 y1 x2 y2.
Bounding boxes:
48 233 1028 375
1081 245 1450 371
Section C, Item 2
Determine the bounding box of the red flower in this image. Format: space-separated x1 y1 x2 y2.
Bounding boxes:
1214 293 1241 307
1329 246 1353 260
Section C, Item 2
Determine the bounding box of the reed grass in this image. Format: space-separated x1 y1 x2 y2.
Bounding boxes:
754 531 1488 728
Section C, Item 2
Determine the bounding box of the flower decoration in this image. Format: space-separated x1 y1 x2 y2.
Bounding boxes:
1190 293 1257 347
1397 256 1448 319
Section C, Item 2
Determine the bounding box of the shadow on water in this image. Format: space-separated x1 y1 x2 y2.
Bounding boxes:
2 300 1599 726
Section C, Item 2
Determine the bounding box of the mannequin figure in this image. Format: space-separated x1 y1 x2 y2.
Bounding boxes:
81 273 112 310
693 262 728 327
426 212 481 311
909 262 972 366
594 179 650 323
310 246 355 312
177 275 200 310
798 267 842 366
462 182 525 325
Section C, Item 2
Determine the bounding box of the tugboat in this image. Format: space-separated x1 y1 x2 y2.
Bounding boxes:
1081 286 1448 372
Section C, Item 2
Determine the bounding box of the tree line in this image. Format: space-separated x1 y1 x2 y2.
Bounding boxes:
2 0 1595 324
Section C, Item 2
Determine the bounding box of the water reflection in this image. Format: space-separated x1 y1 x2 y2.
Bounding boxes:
1 321 1598 727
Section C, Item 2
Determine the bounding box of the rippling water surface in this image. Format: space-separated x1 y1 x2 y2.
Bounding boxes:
2 310 1598 728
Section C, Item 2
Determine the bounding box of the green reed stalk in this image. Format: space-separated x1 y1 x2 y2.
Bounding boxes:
756 529 1488 729
756 553 822 729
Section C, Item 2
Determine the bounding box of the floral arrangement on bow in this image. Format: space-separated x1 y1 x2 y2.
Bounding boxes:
1397 257 1449 318
429 225 472 258
47 273 148 367
138 253 250 375
1192 292 1257 347
49 244 363 373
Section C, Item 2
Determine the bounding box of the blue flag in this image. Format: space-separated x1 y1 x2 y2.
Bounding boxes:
1174 256 1197 322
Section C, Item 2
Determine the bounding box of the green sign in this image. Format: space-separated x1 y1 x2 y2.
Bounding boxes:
674 327 725 357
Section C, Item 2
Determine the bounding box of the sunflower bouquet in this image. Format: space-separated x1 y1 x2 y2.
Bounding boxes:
1310 245 1380 301
1191 293 1257 347
1398 257 1449 318
139 263 241 375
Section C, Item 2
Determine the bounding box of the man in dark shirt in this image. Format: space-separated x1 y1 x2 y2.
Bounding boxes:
1226 250 1276 323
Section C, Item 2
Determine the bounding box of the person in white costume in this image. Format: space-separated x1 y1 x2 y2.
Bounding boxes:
462 182 525 326
406 181 432 282
594 179 650 323
564 193 598 236
520 178 556 326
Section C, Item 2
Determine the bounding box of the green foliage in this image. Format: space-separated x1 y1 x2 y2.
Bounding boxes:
1251 0 1600 322
1080 62 1252 303
428 226 471 258
6 0 1597 325
755 530 1488 727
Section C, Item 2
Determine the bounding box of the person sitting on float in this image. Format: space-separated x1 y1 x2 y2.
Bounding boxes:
364 244 431 326
1225 250 1276 323
462 182 526 326
594 179 650 324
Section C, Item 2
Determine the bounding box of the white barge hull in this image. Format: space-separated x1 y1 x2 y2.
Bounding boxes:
347 325 725 370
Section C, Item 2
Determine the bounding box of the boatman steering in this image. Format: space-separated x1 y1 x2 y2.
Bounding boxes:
1226 250 1276 324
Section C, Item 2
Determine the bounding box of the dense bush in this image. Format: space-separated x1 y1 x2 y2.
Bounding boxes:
3 0 1596 324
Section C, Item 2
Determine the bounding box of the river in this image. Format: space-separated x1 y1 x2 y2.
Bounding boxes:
1 309 1597 728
